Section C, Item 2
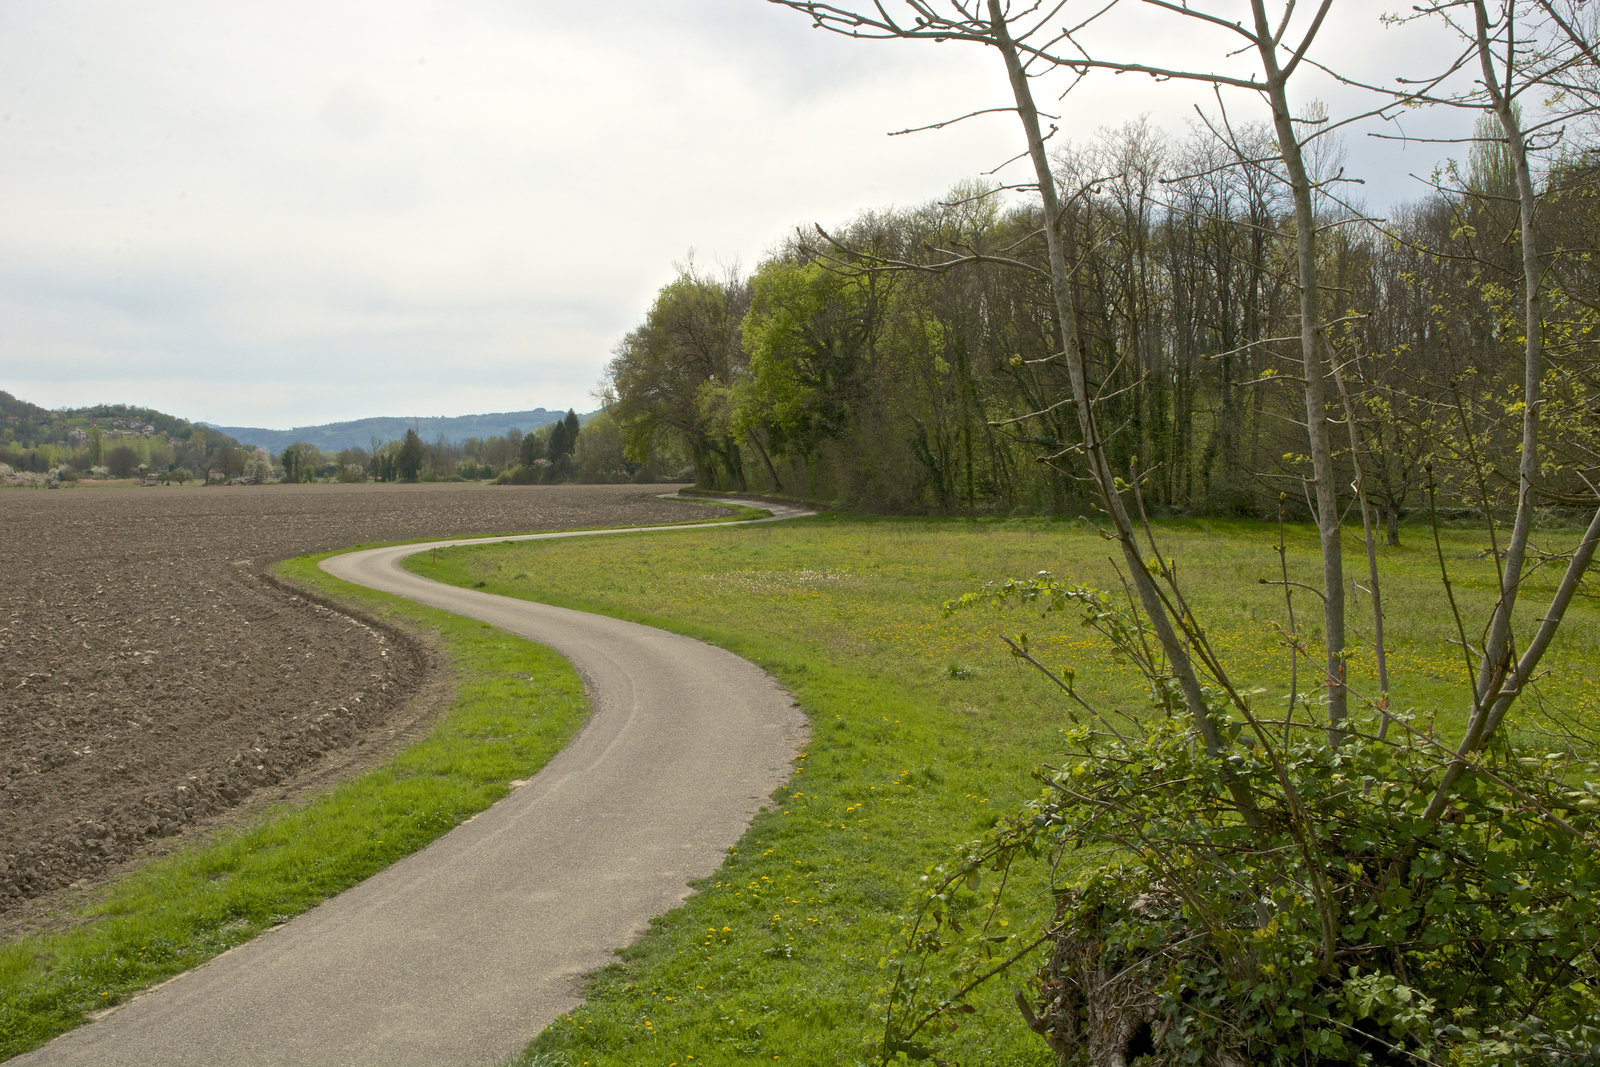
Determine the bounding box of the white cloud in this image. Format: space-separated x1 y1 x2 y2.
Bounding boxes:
0 0 1478 428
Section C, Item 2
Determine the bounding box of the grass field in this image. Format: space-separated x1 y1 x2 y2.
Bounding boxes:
405 512 1600 1066
3 511 1593 1064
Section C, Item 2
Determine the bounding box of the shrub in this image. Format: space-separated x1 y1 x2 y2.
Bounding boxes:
888 714 1600 1065
880 578 1600 1066
494 464 537 485
1034 723 1599 1063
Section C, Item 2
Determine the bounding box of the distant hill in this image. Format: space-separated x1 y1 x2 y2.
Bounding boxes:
205 409 579 454
2 391 240 452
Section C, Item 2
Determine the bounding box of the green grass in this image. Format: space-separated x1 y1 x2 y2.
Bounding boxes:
0 554 591 1061
400 512 1600 1066
5 511 1593 1065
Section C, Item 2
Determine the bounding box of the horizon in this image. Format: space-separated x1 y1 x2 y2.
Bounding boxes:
4 387 592 441
6 389 591 435
200 405 593 434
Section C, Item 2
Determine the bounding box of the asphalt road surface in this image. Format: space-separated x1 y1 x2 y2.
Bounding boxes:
17 503 811 1067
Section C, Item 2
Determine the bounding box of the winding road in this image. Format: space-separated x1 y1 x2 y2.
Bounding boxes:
17 502 812 1067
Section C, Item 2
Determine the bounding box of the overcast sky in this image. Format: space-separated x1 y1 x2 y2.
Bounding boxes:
0 1 1471 430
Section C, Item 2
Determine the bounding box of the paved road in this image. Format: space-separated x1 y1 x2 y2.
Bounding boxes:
17 504 811 1067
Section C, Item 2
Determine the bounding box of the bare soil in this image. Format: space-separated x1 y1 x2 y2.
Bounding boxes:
0 482 717 924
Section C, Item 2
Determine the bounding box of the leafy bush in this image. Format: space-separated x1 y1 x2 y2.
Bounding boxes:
878 577 1600 1066
888 714 1600 1065
494 464 538 485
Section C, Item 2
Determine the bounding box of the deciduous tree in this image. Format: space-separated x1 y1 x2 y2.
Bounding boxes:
608 263 750 489
279 441 322 484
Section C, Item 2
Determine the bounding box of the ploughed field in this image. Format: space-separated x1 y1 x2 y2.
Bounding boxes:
0 482 716 917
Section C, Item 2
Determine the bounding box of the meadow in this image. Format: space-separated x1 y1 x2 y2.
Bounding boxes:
3 507 1592 1064
407 512 1599 1066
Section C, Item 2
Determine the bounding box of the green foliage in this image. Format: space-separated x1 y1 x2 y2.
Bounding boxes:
572 410 628 482
0 394 244 481
520 425 547 467
875 564 1600 1066
596 103 1600 517
104 443 141 478
889 713 1600 1064
547 408 579 460
606 264 750 489
738 259 877 462
297 418 621 485
279 441 323 483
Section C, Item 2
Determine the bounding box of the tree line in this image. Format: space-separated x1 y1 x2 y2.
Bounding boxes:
273 408 665 485
606 119 1598 527
0 394 663 489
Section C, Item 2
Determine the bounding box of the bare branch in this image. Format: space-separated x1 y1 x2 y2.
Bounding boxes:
889 105 1029 136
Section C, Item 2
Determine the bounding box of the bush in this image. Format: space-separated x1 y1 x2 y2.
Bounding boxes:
494 465 536 485
880 575 1600 1066
1056 724 1597 1062
889 717 1600 1065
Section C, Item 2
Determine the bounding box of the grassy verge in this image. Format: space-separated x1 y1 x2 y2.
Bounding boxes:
403 513 1600 1066
0 553 590 1061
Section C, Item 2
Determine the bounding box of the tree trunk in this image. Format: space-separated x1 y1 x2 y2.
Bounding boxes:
1251 0 1348 743
988 0 1225 753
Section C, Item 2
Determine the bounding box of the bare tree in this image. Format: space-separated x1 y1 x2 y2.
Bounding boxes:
768 0 1352 744
1367 0 1600 826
